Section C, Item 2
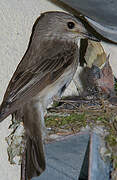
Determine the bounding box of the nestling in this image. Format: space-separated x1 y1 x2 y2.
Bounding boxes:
0 11 98 179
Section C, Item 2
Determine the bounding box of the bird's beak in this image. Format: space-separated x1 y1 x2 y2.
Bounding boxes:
81 31 100 42
76 21 100 42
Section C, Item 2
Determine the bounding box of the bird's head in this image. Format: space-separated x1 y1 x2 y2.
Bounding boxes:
32 11 99 42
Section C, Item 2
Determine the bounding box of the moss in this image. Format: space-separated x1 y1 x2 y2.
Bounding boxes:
46 102 117 174
105 135 116 146
45 113 86 131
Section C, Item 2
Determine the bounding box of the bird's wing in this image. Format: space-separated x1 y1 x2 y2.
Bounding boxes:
2 40 78 111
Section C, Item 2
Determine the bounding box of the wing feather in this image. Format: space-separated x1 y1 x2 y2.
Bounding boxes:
2 40 78 110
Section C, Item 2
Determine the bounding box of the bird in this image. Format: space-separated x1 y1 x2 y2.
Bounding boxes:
0 11 98 179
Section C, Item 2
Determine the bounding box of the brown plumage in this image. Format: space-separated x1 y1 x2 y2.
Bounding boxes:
0 11 98 179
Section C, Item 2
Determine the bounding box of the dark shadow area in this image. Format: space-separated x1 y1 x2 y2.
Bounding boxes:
78 141 89 180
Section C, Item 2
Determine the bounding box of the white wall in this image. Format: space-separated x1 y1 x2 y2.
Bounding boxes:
0 1 63 179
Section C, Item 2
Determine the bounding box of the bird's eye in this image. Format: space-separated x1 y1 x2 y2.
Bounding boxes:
67 21 75 29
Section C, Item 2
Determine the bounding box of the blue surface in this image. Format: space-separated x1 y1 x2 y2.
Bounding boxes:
32 133 90 180
32 133 111 180
89 133 111 180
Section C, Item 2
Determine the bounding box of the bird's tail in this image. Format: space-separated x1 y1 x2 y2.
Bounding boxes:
21 100 46 180
0 100 46 179
21 135 46 180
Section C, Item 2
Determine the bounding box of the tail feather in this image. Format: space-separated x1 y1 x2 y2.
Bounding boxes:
21 101 46 180
21 136 46 180
0 100 46 179
27 136 45 178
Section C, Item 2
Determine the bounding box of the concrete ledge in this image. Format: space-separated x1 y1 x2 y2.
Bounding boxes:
33 133 90 180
